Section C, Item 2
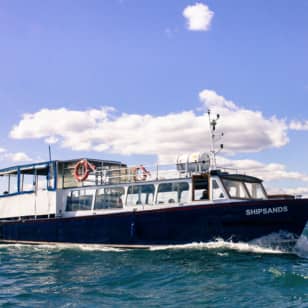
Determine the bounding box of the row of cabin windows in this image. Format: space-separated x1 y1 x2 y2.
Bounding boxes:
0 163 56 196
66 179 211 212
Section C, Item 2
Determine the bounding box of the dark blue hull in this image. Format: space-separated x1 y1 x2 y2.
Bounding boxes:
1 199 308 247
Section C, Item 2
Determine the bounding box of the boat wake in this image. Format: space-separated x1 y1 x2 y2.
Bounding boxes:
0 243 126 252
37 243 127 252
149 240 285 254
293 235 308 258
1 233 307 257
151 233 308 258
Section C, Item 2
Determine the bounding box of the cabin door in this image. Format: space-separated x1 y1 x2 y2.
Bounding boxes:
192 174 209 201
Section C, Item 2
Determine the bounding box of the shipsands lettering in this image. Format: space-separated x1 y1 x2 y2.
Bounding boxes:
245 206 288 216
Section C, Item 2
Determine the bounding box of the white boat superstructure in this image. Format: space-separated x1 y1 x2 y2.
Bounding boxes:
0 154 269 222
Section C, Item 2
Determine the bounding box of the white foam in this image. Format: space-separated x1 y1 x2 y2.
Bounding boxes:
0 240 283 254
149 239 285 254
0 232 307 256
36 243 127 252
293 235 308 258
150 232 308 257
0 243 126 252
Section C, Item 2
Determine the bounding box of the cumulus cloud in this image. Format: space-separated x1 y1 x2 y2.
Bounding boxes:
272 187 308 196
4 152 32 163
216 156 308 182
45 136 59 144
289 120 308 131
10 107 112 139
199 90 289 153
183 3 214 31
10 89 289 161
0 148 32 163
215 156 308 196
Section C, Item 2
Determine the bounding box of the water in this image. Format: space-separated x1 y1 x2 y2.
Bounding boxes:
0 227 307 307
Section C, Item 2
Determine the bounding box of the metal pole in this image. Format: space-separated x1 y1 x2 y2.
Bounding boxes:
48 145 52 161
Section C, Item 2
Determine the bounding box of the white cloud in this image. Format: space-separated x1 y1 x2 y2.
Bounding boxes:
267 186 308 196
10 107 112 140
199 90 289 153
9 89 289 161
289 120 308 131
0 148 32 163
216 156 308 182
45 136 59 144
183 3 214 31
216 156 308 196
4 152 32 163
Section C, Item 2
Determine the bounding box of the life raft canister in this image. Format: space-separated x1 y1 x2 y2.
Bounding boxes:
133 165 151 181
74 159 96 182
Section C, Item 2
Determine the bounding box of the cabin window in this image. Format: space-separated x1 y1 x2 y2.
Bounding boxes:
94 187 125 209
0 172 18 195
35 172 47 191
212 179 225 199
157 182 189 204
9 173 18 194
0 164 52 196
193 176 209 201
222 179 249 199
66 189 95 211
244 182 266 199
20 170 35 192
0 175 9 195
127 184 155 206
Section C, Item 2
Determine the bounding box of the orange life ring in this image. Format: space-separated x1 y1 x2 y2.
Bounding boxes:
74 159 96 182
133 165 151 181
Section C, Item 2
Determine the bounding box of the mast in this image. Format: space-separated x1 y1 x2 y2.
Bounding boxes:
207 110 224 170
48 145 52 162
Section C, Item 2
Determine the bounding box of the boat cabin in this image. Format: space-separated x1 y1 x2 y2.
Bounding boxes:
0 156 268 221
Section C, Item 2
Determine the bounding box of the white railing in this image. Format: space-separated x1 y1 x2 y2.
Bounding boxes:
62 161 249 189
62 162 209 188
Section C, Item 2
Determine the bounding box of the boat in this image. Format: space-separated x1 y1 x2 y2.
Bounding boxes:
0 112 307 249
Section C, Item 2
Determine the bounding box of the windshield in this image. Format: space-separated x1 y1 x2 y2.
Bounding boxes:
245 182 266 199
222 179 266 199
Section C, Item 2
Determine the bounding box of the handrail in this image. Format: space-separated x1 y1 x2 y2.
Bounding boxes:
62 161 206 188
61 162 250 189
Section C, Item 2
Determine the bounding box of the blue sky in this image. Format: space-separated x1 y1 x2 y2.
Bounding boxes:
0 0 308 193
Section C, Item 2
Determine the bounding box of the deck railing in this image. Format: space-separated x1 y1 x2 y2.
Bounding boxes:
62 161 245 189
61 161 210 188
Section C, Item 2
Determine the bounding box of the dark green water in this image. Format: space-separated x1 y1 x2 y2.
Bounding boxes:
1 227 307 307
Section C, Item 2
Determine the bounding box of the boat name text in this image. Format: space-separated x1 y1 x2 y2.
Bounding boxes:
245 206 288 216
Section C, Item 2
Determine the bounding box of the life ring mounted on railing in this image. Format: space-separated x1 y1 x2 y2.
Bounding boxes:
74 159 96 182
133 165 151 181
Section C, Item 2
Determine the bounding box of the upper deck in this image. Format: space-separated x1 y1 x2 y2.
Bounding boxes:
0 156 267 199
0 158 126 197
0 156 268 220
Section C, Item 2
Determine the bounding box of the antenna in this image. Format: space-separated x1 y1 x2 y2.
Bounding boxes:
48 145 52 161
207 110 224 169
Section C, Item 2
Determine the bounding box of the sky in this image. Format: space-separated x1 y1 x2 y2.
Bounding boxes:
0 0 308 194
